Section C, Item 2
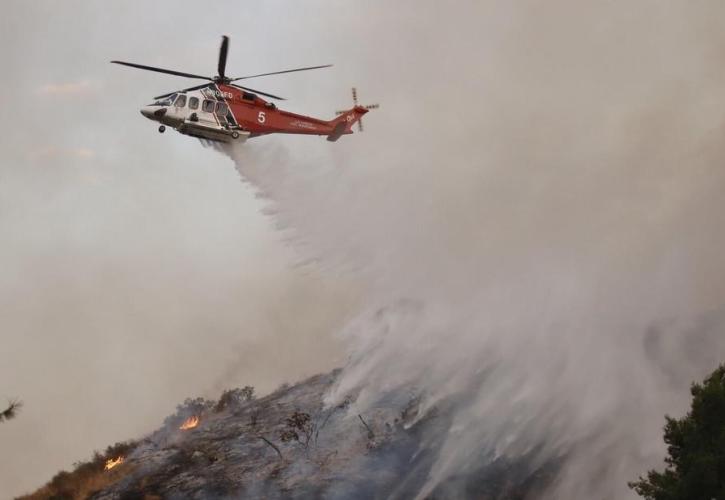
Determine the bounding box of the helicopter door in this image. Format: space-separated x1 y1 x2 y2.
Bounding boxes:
200 99 219 126
188 96 199 117
215 102 229 128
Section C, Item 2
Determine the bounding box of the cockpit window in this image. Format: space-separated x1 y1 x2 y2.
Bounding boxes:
202 99 215 113
174 95 187 107
215 102 228 115
151 94 175 106
189 97 199 110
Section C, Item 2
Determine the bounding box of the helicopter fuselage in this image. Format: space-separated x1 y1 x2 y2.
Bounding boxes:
140 84 366 143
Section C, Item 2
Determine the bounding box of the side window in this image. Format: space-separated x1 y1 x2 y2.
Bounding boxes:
215 102 228 115
174 95 187 107
188 97 199 110
202 100 215 113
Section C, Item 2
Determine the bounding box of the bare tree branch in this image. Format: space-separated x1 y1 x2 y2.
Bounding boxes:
358 414 374 439
258 436 283 460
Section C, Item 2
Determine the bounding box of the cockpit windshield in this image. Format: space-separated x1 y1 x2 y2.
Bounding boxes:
149 93 176 106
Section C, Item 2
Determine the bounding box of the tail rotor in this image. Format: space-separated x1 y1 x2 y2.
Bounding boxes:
336 87 379 132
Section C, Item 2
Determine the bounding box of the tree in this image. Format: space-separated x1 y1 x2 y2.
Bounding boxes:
0 399 21 422
630 364 725 500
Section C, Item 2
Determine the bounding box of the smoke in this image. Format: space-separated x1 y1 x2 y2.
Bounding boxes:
221 2 725 498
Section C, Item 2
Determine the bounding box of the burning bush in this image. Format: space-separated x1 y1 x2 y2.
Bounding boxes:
18 441 137 500
179 415 200 430
163 396 214 430
103 455 124 471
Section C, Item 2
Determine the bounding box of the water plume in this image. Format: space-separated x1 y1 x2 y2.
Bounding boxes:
223 2 725 497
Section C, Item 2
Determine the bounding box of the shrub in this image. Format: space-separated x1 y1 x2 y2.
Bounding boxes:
280 411 315 448
214 386 255 412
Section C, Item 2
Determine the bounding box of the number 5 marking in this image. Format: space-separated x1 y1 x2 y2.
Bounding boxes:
258 111 266 124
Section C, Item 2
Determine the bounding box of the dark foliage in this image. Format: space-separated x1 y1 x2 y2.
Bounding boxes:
178 396 215 414
280 410 315 448
630 364 725 500
1 399 22 422
214 386 255 412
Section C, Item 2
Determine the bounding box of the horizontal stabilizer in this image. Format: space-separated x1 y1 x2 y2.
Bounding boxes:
327 122 347 142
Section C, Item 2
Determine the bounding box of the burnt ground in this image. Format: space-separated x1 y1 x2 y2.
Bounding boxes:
21 370 556 500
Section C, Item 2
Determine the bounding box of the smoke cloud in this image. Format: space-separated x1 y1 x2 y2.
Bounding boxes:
4 2 725 498
224 2 725 497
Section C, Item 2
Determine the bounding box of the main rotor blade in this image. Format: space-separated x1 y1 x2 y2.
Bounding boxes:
230 84 285 101
231 64 332 81
218 36 229 80
154 83 211 100
111 61 212 81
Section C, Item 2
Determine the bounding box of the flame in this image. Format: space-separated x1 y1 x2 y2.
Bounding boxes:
104 456 124 471
179 415 200 430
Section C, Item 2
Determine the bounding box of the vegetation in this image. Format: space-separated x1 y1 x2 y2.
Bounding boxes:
18 441 138 500
1 399 21 422
280 410 315 448
214 386 255 412
630 364 725 500
162 396 214 428
20 385 259 499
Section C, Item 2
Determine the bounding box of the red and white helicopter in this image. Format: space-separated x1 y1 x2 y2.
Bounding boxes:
112 36 378 144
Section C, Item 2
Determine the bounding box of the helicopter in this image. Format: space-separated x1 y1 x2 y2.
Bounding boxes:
112 36 378 144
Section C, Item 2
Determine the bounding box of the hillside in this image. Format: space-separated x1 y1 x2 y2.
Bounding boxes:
19 370 555 499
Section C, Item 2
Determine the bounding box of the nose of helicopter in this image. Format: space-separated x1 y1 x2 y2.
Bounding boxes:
140 106 166 120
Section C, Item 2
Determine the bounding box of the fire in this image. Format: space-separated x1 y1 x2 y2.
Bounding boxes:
179 415 200 430
104 456 124 471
